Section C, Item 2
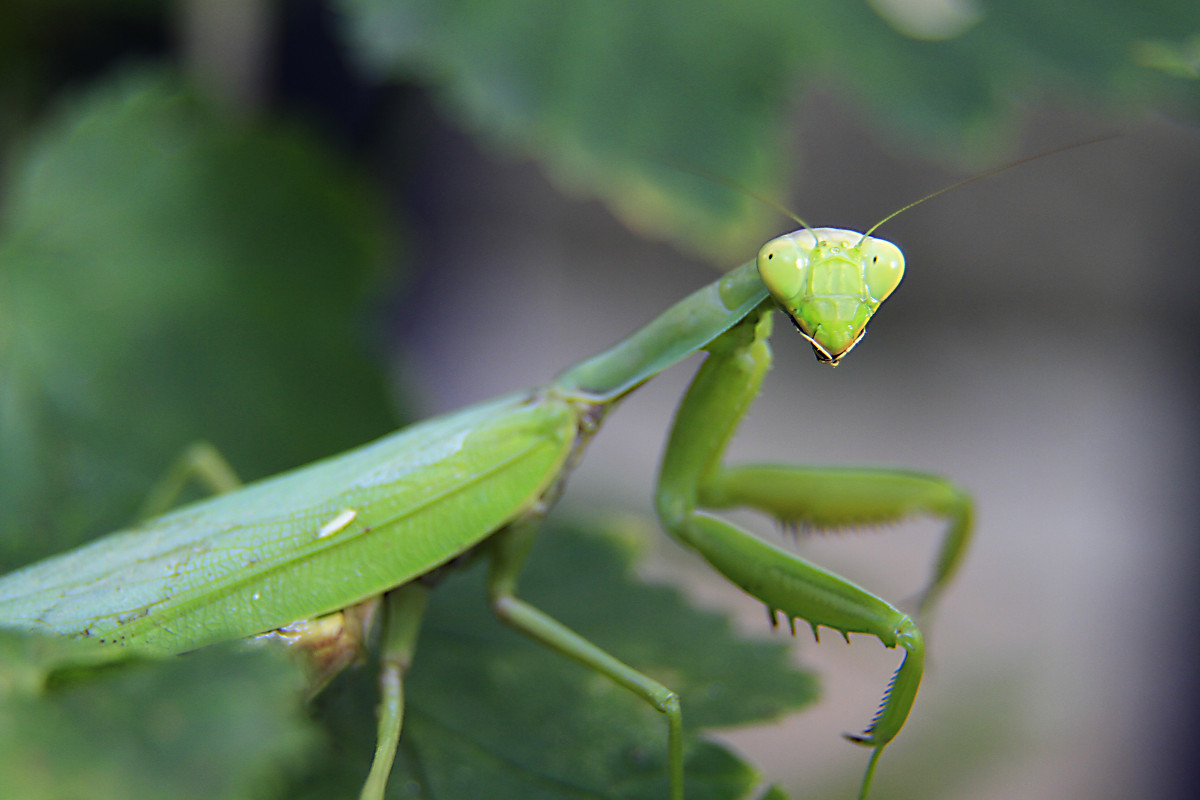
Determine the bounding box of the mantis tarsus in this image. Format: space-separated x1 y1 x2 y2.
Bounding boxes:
0 143 1107 799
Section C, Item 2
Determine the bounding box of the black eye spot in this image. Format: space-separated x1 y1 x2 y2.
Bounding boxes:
767 253 773 259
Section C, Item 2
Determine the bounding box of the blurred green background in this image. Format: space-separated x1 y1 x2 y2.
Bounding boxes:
1 1 1198 798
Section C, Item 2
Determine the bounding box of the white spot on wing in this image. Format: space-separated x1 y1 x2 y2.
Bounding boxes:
317 508 358 539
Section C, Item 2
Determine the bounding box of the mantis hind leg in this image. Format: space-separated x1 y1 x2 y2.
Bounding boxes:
137 441 243 517
655 308 972 799
485 517 685 800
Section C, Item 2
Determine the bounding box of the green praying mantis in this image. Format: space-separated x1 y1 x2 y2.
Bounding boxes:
0 142 1105 800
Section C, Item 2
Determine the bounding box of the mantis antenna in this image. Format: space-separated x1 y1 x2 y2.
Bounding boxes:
858 133 1121 241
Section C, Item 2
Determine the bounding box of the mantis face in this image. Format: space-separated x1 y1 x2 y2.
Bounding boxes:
757 228 905 365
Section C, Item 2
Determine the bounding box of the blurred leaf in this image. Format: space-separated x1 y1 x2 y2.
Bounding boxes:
0 522 819 800
0 68 396 800
0 626 135 697
1131 33 1200 79
337 0 1200 257
818 0 1200 141
290 519 818 800
0 631 318 800
338 0 809 259
0 0 167 151
0 69 400 566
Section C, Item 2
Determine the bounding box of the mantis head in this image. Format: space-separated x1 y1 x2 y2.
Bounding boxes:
747 136 1114 366
757 228 904 366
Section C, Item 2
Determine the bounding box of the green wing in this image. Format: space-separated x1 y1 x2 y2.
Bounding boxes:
0 392 576 654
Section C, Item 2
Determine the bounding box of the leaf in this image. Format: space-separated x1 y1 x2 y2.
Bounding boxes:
0 69 399 799
291 519 818 800
336 0 1200 257
0 631 319 800
0 524 818 800
0 68 400 567
337 0 809 259
1130 33 1200 79
0 626 134 697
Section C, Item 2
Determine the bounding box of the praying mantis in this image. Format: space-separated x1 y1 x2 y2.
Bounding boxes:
0 143 1106 799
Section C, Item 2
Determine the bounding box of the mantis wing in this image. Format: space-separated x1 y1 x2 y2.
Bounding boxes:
0 393 576 654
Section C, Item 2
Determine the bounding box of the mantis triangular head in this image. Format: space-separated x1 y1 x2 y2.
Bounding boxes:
757 228 904 365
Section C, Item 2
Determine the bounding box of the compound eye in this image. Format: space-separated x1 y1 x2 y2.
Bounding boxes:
757 235 809 303
862 240 905 302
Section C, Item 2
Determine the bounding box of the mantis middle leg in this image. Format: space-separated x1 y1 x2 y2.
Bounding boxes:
654 308 972 798
136 443 434 800
360 583 428 800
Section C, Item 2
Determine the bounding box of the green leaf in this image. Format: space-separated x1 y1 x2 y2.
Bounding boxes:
0 69 399 800
0 68 400 567
1130 32 1200 79
0 627 135 697
337 0 1200 256
0 631 318 800
293 519 817 800
338 0 809 259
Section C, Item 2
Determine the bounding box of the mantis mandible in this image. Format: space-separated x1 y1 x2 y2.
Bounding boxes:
0 144 1102 799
